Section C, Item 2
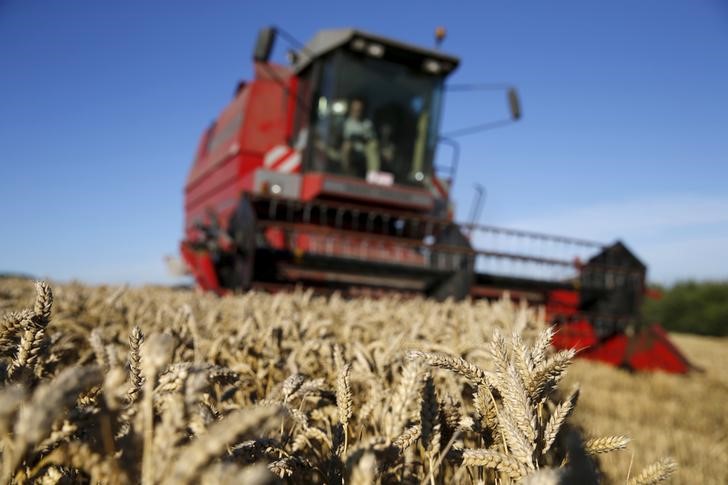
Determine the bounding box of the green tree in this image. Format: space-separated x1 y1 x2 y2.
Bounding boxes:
643 281 728 336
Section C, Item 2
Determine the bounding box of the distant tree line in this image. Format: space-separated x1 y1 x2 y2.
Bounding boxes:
642 280 728 336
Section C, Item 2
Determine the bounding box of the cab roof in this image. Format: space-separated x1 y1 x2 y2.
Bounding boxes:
294 28 460 75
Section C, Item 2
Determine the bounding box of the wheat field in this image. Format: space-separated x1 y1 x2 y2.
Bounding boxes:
0 277 690 484
563 333 728 485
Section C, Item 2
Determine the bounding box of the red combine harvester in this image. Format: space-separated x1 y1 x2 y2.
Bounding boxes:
180 27 690 373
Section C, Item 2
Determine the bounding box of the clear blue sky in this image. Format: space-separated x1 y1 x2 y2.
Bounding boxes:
1 0 727 285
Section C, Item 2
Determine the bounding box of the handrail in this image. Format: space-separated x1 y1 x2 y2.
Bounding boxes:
461 222 604 248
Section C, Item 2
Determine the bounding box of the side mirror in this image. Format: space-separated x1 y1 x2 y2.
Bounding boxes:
507 88 522 120
253 27 277 63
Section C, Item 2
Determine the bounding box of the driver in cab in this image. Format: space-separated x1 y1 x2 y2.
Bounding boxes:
341 97 380 176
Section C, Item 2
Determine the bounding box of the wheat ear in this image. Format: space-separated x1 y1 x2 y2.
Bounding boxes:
387 359 422 437
489 328 510 376
494 364 536 444
392 424 421 452
336 363 352 455
281 373 305 403
5 366 102 482
541 386 579 454
628 457 677 485
0 310 32 351
527 349 575 403
7 282 54 381
584 435 631 455
498 408 536 470
457 448 529 479
530 326 555 366
32 281 53 326
39 441 127 485
89 330 109 371
8 326 45 379
165 406 281 485
127 326 144 403
511 332 534 384
420 373 441 485
406 350 491 386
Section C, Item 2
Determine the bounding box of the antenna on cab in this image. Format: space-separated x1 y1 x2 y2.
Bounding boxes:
435 26 446 49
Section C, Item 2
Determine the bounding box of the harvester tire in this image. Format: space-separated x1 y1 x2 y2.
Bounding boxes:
227 196 257 290
428 224 474 301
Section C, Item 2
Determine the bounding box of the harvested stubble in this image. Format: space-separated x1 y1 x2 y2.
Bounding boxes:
0 278 676 484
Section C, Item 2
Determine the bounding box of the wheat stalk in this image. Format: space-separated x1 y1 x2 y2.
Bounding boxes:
141 333 175 485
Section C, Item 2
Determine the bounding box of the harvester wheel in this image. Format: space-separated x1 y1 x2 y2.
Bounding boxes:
227 196 257 290
427 224 474 301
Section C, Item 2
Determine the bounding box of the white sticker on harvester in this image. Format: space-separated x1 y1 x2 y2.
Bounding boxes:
366 171 394 186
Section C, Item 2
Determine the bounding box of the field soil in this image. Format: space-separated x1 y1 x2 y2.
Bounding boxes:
563 333 728 484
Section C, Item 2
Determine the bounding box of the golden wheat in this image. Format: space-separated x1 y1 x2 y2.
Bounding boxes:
0 278 679 484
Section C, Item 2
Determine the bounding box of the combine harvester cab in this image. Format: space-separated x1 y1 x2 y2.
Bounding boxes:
180 26 690 374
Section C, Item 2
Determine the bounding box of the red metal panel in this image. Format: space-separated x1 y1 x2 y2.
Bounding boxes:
285 75 299 140
300 172 434 210
184 64 294 237
293 232 426 265
626 324 690 373
185 182 243 236
238 156 262 192
186 91 248 189
265 227 286 250
239 64 292 154
180 243 222 295
551 319 598 352
301 173 325 201
552 320 630 367
186 154 239 212
263 223 427 266
545 289 581 321
583 334 630 366
551 319 691 374
548 290 579 308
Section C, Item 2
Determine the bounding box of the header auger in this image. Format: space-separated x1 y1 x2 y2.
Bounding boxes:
180 26 690 373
